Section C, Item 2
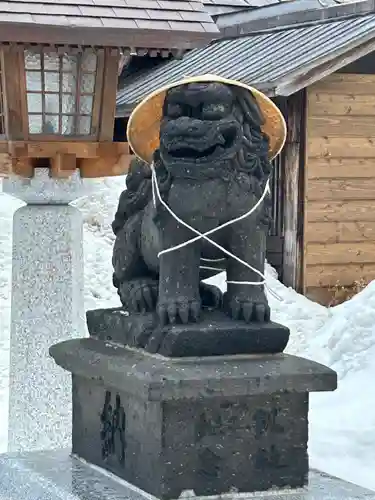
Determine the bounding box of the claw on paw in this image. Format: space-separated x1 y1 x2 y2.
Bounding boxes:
119 280 158 313
157 298 201 325
224 292 270 323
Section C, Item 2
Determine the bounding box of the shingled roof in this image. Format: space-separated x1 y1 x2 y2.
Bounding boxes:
116 11 375 113
0 0 218 49
203 0 285 17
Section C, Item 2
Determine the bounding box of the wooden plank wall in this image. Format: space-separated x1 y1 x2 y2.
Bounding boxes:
306 73 375 302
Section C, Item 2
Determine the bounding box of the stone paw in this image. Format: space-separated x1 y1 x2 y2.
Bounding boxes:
224 291 270 322
119 279 158 313
200 282 223 309
157 297 201 326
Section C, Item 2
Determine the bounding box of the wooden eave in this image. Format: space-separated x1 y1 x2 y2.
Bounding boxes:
0 22 218 50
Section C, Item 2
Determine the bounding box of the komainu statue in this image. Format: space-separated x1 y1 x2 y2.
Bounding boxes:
87 75 289 356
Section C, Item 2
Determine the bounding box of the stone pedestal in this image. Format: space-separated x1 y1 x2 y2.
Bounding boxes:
50 337 337 500
3 168 93 452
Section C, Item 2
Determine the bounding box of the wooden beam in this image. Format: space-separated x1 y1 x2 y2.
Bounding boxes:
0 153 11 177
0 140 131 178
50 152 77 178
24 141 99 158
79 152 132 178
1 48 27 140
282 91 305 292
12 156 33 177
99 49 120 141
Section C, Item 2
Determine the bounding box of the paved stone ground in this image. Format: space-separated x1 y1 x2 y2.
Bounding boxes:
0 449 374 500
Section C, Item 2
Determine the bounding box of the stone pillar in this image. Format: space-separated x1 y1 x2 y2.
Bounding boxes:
3 168 93 452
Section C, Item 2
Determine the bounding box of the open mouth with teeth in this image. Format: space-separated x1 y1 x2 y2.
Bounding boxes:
166 126 239 161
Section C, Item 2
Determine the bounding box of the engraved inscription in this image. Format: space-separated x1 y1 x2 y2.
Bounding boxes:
195 401 286 473
100 390 126 465
253 407 284 438
196 402 252 440
252 407 285 469
254 444 281 469
196 403 284 441
197 448 221 479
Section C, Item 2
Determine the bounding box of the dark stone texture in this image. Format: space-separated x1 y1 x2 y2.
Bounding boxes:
50 338 337 401
86 307 290 356
72 376 308 499
50 338 337 499
93 81 284 355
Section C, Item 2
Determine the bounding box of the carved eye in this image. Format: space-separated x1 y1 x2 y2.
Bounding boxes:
202 103 228 120
167 103 183 118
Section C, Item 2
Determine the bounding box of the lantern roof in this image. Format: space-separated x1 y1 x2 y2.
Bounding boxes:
0 0 218 49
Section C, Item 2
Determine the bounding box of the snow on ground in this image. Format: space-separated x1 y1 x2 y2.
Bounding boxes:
1 177 375 491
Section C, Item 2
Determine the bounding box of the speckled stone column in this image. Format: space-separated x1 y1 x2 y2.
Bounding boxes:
3 168 93 452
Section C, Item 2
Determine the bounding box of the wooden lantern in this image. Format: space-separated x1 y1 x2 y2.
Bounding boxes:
0 45 129 179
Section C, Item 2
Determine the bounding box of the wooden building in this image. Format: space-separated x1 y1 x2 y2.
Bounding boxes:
0 0 218 180
115 0 375 304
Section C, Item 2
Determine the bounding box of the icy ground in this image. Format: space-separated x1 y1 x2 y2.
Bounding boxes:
1 178 375 491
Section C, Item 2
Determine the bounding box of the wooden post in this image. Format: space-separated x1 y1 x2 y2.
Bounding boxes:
99 48 120 141
282 90 306 291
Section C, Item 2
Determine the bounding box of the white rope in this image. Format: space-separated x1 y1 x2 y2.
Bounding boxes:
200 257 226 263
151 164 282 301
200 266 226 272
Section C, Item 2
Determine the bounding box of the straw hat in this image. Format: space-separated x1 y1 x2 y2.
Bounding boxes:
127 74 287 164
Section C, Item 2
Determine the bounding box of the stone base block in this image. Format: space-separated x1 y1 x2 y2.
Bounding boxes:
50 338 337 500
0 449 375 500
86 307 290 356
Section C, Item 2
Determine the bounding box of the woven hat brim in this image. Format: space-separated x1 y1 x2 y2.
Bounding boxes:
127 74 287 164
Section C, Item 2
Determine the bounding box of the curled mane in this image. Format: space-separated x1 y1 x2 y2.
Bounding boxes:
231 87 273 195
111 156 152 235
111 152 171 235
231 87 274 226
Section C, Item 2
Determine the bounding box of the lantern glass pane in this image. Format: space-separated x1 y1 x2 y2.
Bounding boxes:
44 115 59 134
62 73 76 93
27 93 42 113
24 51 41 70
24 49 99 136
62 54 77 73
62 94 75 114
62 115 74 135
45 72 60 92
80 73 95 94
78 116 91 135
79 95 93 115
45 93 59 114
26 72 42 91
82 52 97 72
44 52 59 71
28 115 43 133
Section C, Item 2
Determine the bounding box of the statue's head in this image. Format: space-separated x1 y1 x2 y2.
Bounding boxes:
127 74 286 169
158 82 243 168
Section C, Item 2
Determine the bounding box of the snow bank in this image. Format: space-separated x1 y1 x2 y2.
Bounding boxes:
1 177 375 491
